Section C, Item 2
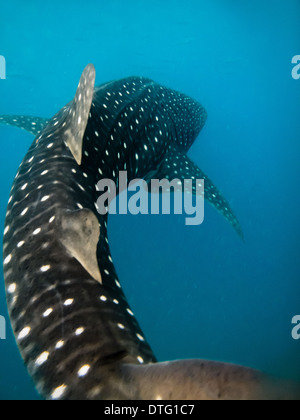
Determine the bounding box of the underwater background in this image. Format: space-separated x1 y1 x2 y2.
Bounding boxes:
0 0 299 400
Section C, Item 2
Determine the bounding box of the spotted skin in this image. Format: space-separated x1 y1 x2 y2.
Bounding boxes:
3 65 295 401
3 67 157 399
0 115 49 136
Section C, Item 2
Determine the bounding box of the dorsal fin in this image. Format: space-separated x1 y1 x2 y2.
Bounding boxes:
0 65 95 166
58 208 102 284
62 64 96 165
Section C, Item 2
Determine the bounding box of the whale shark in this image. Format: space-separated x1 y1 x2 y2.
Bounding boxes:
1 64 299 400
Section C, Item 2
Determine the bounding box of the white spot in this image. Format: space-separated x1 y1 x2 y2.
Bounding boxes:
78 364 90 377
75 327 85 336
47 143 54 149
100 295 107 302
115 280 121 288
33 228 41 235
21 208 29 216
21 183 28 191
51 385 67 400
55 340 64 349
4 254 12 265
18 326 31 340
137 356 144 364
49 216 55 223
4 226 9 235
64 298 74 306
40 265 51 272
8 283 16 294
35 351 49 366
117 323 125 330
113 299 119 304
136 333 145 342
17 241 25 248
126 308 134 316
43 308 53 317
41 195 50 202
41 170 49 176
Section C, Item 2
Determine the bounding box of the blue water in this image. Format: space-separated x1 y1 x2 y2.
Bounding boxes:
0 0 299 400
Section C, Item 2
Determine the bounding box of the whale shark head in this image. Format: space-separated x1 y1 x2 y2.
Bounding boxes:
2 64 298 400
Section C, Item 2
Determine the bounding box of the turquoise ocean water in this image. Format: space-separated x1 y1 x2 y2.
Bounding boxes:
0 0 299 400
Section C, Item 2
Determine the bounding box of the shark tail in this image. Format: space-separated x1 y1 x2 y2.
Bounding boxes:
119 360 300 400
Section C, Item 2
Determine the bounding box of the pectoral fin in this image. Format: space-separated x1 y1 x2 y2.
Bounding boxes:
0 115 49 136
145 146 243 238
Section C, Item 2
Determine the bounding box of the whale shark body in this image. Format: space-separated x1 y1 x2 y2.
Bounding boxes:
1 65 298 400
